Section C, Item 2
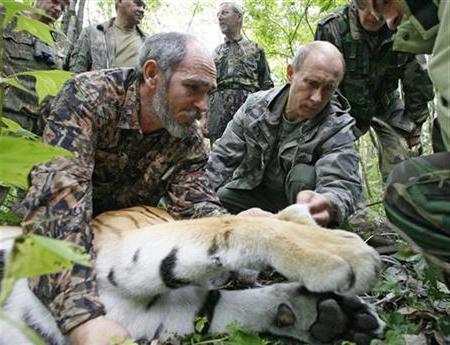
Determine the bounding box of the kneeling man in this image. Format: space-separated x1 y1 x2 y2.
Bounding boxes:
207 41 362 227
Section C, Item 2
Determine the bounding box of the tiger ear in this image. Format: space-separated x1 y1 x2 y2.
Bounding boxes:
274 303 296 328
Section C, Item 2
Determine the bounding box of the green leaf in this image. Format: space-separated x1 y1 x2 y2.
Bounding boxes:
0 1 36 28
0 234 91 304
0 136 73 188
226 322 269 345
0 209 21 225
194 316 208 333
0 117 38 139
109 336 138 345
14 15 54 46
0 1 57 42
0 76 32 95
10 70 72 104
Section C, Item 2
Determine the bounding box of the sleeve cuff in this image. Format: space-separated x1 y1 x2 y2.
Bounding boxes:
50 280 106 334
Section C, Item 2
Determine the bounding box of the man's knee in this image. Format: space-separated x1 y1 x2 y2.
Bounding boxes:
217 187 251 214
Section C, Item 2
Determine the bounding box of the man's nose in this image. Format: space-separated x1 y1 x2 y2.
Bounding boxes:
310 89 323 103
194 95 208 114
385 13 403 30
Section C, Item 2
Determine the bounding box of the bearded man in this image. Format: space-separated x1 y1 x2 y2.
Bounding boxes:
17 32 228 344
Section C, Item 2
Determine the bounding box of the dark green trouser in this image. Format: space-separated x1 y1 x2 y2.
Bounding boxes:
383 152 450 270
371 117 411 182
432 117 446 153
218 163 316 214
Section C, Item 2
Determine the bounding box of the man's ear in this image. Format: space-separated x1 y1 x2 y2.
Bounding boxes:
286 64 294 82
142 60 159 89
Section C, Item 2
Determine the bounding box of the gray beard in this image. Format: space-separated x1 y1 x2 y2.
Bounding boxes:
152 82 196 139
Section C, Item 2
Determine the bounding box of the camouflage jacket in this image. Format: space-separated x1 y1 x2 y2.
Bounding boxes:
213 37 273 92
207 85 362 225
394 0 449 150
17 68 226 334
69 18 147 73
2 19 66 125
315 4 434 135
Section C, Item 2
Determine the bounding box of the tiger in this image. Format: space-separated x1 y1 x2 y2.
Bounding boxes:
0 204 384 345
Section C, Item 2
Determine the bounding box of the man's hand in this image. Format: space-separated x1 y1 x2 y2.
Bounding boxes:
237 207 275 218
69 316 130 345
296 190 334 226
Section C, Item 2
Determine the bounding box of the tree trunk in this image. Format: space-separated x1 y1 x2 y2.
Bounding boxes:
76 0 87 38
61 0 88 70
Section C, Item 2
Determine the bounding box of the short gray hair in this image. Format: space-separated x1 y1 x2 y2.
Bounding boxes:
136 32 191 82
219 2 243 15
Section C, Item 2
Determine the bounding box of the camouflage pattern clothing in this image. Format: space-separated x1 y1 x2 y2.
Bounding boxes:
69 18 147 73
207 85 362 225
2 19 66 134
208 38 273 141
393 0 449 151
384 0 450 272
384 153 450 264
315 3 434 180
16 68 226 334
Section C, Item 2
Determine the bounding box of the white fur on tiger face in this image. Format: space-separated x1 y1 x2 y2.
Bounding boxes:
0 204 384 344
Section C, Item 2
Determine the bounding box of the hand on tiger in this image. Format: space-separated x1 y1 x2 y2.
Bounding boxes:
69 316 130 345
296 190 334 226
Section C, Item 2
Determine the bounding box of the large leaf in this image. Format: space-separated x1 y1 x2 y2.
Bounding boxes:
0 76 32 95
0 234 91 304
0 117 39 139
0 1 36 28
0 136 73 188
14 15 55 46
0 0 58 45
3 70 72 104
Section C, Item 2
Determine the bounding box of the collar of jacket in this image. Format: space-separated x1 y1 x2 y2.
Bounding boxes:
96 17 147 38
393 0 438 54
117 68 142 131
224 35 243 43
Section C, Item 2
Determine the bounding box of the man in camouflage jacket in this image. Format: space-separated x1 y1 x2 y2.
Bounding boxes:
208 2 273 142
315 1 434 181
69 0 147 72
207 41 362 227
354 0 450 273
17 33 227 344
2 0 68 134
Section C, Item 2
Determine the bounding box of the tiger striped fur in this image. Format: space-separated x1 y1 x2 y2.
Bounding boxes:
0 204 383 344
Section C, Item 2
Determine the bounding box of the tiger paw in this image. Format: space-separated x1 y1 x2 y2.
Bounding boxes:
271 285 384 345
269 226 382 295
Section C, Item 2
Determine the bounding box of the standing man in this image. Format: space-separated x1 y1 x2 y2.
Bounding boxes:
2 0 68 134
208 2 273 142
315 0 434 182
207 41 362 227
69 0 146 72
354 0 450 271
